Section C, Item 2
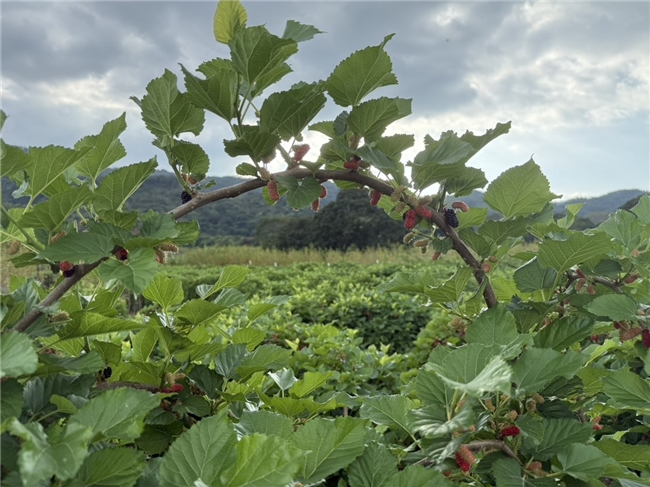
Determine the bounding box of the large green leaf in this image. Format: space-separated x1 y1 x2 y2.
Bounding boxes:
182 64 238 122
160 412 237 487
347 442 398 487
538 231 612 273
522 418 592 460
326 34 397 107
594 439 650 471
631 195 650 225
431 353 513 397
347 97 411 142
414 367 454 409
425 267 474 303
74 113 127 182
175 300 227 327
198 265 250 299
282 20 323 43
290 371 334 398
585 294 640 321
598 210 642 249
0 332 38 378
410 133 473 190
74 447 146 487
229 26 297 95
601 370 650 411
292 417 367 484
386 465 452 487
0 379 24 423
235 410 294 439
513 348 586 394
373 134 414 162
1 142 32 177
479 218 528 244
514 257 558 293
19 186 93 231
465 304 519 348
10 420 92 485
223 126 280 163
169 140 210 179
445 167 488 197
69 388 159 442
213 0 247 44
143 274 184 312
492 458 557 487
356 145 403 181
97 247 159 294
273 175 323 209
359 395 415 434
236 344 292 380
407 399 475 438
24 145 84 199
534 315 594 351
138 70 205 139
59 312 145 339
259 82 327 141
221 433 303 487
38 232 115 264
484 159 559 218
37 351 105 376
557 444 614 481
93 158 158 212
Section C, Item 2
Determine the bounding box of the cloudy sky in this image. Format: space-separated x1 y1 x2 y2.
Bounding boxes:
2 1 649 199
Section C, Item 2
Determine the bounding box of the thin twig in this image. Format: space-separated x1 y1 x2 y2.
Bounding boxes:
94 381 159 392
466 440 520 463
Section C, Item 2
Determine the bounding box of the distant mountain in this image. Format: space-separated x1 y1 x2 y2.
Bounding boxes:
449 189 647 225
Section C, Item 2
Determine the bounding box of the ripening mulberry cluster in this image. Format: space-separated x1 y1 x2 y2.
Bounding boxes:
642 329 650 348
455 445 475 472
161 384 184 394
310 184 328 212
415 206 432 219
444 208 459 228
59 261 77 278
343 155 361 172
267 180 280 202
404 209 418 230
369 189 382 206
292 144 310 162
180 191 192 204
501 425 521 438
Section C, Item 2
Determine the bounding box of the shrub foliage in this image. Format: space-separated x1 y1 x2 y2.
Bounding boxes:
1 1 650 486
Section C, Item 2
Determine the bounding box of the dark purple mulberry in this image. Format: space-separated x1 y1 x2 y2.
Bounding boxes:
181 191 192 204
444 208 459 228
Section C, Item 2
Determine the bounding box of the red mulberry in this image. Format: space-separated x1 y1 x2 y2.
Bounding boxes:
320 185 328 199
501 425 521 438
404 209 418 230
370 190 382 206
444 208 459 228
455 445 475 472
292 144 310 162
642 329 650 348
180 191 192 204
170 384 184 393
311 200 320 212
267 180 280 202
343 160 359 171
415 206 432 219
59 261 77 278
117 248 129 261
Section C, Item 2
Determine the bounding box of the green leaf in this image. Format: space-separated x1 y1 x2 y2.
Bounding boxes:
19 186 93 231
598 210 641 249
373 134 414 162
465 304 519 348
602 370 650 411
492 458 556 487
457 228 493 258
514 257 558 293
557 203 584 229
290 371 334 398
136 423 184 455
585 294 640 321
160 412 237 487
74 113 128 182
37 351 105 376
347 97 411 142
0 142 32 177
538 232 612 273
557 444 614 481
347 442 398 487
25 145 84 199
534 315 594 351
292 417 367 484
0 332 38 378
359 395 415 434
631 195 650 225
282 20 323 42
235 410 294 439
236 162 258 177
326 34 397 107
10 420 92 485
98 247 159 295
213 0 247 44
407 398 475 438
229 26 297 95
522 418 593 460
139 70 205 139
131 328 158 363
38 232 115 264
355 146 402 179
410 133 474 190
175 300 226 327
94 158 157 212
309 120 336 138
236 344 292 380
479 218 528 244
431 354 513 397
414 368 454 409
260 394 338 418
199 265 250 299
1 379 24 423
69 388 159 442
75 447 146 487
425 267 474 303
484 159 559 218
143 274 184 311
513 349 586 394
594 439 650 471
386 465 452 487
170 141 210 179
182 64 238 122
445 167 488 197
59 312 145 339
232 328 266 351
223 126 280 163
221 433 303 487
456 207 488 229
274 175 322 209
259 82 327 141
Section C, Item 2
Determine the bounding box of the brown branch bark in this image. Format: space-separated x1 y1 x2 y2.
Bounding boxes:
466 439 520 463
94 381 160 392
11 168 497 332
